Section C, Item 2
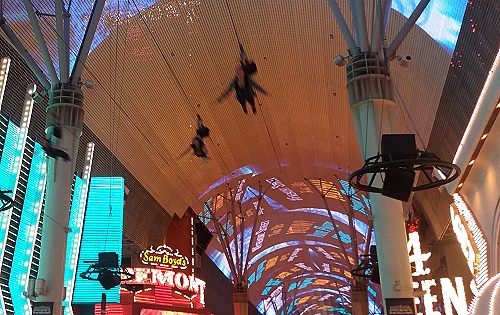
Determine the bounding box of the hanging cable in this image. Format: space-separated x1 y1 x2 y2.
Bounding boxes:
128 0 232 173
392 78 427 150
254 95 281 169
223 0 241 46
128 0 196 113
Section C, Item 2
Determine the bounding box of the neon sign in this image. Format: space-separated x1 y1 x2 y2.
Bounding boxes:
451 194 489 289
124 268 206 305
408 231 468 315
140 245 189 269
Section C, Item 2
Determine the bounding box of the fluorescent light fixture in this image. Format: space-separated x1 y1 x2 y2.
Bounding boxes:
0 84 36 314
9 141 47 315
0 57 11 111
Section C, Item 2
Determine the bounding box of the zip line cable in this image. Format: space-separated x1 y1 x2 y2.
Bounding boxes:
128 0 232 174
219 0 286 179
392 78 427 150
223 0 241 46
254 95 281 169
104 0 123 252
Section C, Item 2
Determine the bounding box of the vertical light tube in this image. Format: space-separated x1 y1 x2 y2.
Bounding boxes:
449 48 500 192
0 83 36 314
9 141 47 315
63 143 94 315
0 57 11 111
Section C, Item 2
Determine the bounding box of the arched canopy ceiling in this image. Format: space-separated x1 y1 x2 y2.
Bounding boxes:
2 0 468 313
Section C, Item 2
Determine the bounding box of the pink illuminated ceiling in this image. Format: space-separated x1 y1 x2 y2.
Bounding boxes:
1 0 472 314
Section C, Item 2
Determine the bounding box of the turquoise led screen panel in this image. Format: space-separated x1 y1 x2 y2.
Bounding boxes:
72 177 124 304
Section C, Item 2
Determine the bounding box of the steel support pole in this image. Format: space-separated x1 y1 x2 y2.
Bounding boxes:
350 0 370 52
347 53 415 314
55 0 68 83
386 0 431 59
371 0 384 53
326 0 358 54
0 19 51 90
22 0 58 83
381 0 392 42
63 8 71 75
70 0 106 85
36 85 84 315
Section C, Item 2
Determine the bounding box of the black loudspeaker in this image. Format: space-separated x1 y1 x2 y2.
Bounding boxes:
370 266 381 284
381 134 417 161
97 269 121 290
369 246 380 284
98 252 119 268
382 167 415 202
195 222 213 255
121 256 132 268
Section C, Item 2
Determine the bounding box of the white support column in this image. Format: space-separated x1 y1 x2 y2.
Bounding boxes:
63 142 95 315
347 55 415 314
36 86 84 315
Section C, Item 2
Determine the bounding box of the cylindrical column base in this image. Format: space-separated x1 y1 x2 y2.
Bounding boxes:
233 283 248 315
351 277 369 315
371 193 416 314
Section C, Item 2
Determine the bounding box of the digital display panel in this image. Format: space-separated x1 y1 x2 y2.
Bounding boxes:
3 0 466 81
73 177 125 304
197 165 380 314
392 0 467 54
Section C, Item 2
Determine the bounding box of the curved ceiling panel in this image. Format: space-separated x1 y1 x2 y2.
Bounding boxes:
195 165 380 313
2 0 468 314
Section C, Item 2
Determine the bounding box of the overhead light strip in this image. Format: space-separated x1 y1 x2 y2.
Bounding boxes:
451 48 500 192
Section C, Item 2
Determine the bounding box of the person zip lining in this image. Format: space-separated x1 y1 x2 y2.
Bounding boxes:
191 114 210 161
217 44 268 114
176 115 211 162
